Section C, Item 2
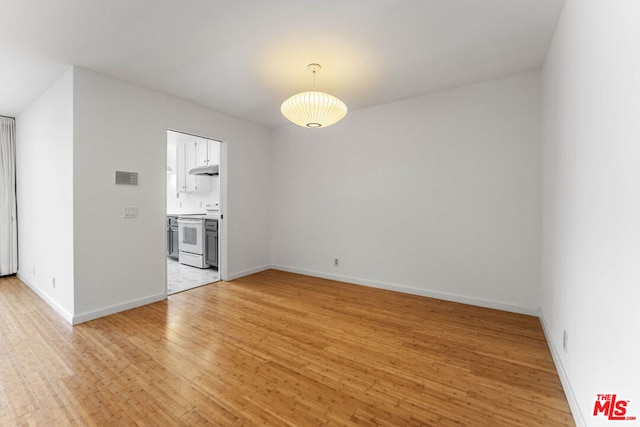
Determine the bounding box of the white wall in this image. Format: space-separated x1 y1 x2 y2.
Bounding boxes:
12 67 272 324
15 68 74 322
72 68 168 322
271 72 542 314
540 1 640 425
71 68 272 322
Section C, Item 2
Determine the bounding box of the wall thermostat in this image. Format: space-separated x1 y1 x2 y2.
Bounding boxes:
115 171 138 185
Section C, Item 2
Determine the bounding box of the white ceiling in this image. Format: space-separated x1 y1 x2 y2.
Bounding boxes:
0 0 564 128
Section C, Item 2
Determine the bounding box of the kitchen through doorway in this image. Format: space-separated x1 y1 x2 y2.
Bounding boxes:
166 130 222 295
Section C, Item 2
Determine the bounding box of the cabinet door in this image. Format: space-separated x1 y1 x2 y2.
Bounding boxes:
185 141 198 192
196 140 220 167
171 229 179 257
206 231 218 268
176 143 187 192
195 140 209 166
177 140 198 192
207 140 220 165
167 227 172 256
178 139 216 193
195 140 212 192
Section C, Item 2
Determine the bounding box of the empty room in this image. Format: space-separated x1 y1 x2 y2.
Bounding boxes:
0 1 638 425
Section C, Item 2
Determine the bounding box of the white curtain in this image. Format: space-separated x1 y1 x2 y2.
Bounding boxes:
0 116 17 276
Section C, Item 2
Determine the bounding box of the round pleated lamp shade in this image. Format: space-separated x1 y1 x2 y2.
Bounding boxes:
281 91 348 128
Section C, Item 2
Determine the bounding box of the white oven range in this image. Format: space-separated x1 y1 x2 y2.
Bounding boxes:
177 216 208 268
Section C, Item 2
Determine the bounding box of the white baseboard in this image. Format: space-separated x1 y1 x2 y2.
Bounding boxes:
17 273 74 324
538 309 584 427
72 292 166 325
18 272 167 325
225 264 271 281
269 264 538 316
19 261 271 325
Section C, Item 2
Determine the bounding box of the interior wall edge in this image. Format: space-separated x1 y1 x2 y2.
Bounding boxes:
17 273 74 324
270 265 539 316
225 265 271 281
538 308 585 427
71 292 167 325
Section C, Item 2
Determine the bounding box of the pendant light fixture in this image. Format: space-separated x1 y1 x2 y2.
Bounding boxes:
281 63 348 128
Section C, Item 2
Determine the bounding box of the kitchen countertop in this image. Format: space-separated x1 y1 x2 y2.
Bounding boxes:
169 213 219 220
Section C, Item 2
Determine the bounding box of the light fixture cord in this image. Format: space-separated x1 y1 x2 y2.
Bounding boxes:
312 69 316 89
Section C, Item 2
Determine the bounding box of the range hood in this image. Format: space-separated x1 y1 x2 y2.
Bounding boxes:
189 164 219 175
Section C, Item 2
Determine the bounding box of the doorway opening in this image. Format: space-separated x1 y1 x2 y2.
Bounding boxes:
166 130 222 295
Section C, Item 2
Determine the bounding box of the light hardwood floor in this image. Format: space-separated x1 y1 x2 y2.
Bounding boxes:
0 270 573 426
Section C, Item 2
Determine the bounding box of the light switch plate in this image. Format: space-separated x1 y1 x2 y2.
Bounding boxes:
123 206 138 218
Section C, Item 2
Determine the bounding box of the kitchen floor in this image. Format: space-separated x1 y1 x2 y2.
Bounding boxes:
167 258 220 295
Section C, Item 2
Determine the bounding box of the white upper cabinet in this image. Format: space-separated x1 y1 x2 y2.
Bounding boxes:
176 140 188 192
176 139 212 193
196 140 219 167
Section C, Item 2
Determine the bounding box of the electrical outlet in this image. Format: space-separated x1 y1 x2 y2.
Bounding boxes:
52 278 56 289
33 265 36 274
122 206 138 218
563 330 568 352
334 258 339 267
